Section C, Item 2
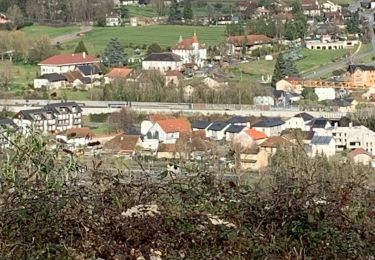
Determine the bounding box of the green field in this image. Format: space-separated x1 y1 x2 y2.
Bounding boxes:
22 25 80 39
296 48 350 73
63 25 226 55
127 5 157 17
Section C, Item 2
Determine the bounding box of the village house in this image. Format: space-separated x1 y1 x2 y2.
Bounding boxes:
276 77 303 93
191 120 212 136
260 136 293 155
305 35 359 50
38 52 100 75
327 98 358 113
239 145 270 171
75 64 102 80
281 129 315 145
56 127 93 149
348 148 374 165
202 77 228 89
104 67 133 83
165 70 183 86
301 0 321 16
253 96 275 106
306 117 331 134
314 87 336 101
142 52 183 73
106 13 121 26
34 73 67 90
207 122 231 141
157 143 178 159
227 35 273 55
63 71 94 89
146 118 191 144
345 65 375 88
225 125 247 142
252 117 285 137
226 116 251 127
232 128 268 147
171 33 207 68
13 102 82 134
309 135 336 157
284 112 314 131
103 133 142 156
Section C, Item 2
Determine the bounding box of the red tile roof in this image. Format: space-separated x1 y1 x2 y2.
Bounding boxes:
246 129 268 141
156 118 191 133
173 33 204 50
103 134 141 153
39 53 99 66
285 76 303 83
348 148 374 160
106 67 133 78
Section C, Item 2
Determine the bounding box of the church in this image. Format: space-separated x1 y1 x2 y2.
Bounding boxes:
172 32 207 68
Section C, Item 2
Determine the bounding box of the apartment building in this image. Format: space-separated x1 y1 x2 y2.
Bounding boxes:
325 124 375 154
14 102 82 134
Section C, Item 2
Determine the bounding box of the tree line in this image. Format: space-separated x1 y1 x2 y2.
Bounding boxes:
0 0 114 24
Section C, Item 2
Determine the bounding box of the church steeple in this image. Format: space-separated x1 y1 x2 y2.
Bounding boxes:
178 35 183 43
192 31 198 43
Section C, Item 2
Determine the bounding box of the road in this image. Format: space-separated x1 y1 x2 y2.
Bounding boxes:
302 1 375 79
0 99 348 119
51 25 93 45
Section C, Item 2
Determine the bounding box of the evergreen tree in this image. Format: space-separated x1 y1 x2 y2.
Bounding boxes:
183 0 193 20
74 41 88 54
346 11 360 34
168 0 181 24
103 38 128 67
272 54 299 86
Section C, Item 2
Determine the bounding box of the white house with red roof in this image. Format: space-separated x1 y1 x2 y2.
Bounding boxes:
38 52 100 75
146 118 191 144
172 32 207 68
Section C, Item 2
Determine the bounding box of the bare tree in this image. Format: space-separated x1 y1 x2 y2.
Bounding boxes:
0 61 14 91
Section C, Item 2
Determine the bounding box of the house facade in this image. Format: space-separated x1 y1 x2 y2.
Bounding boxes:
252 118 285 136
309 135 336 157
38 52 100 75
172 33 207 68
284 113 314 131
345 65 375 88
14 102 82 134
34 73 67 89
142 52 183 72
146 118 191 144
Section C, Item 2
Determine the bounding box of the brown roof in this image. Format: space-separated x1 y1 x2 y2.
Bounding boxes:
60 127 93 139
165 70 183 77
63 70 84 83
228 35 272 47
285 76 303 83
103 134 141 153
39 53 99 66
156 118 191 133
106 67 133 79
281 129 315 141
260 136 293 148
148 114 174 123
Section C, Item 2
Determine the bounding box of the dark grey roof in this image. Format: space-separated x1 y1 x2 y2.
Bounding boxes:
143 52 181 62
16 109 46 121
0 118 17 129
307 117 328 128
252 117 285 128
225 125 246 134
329 98 353 107
226 116 250 124
81 77 92 84
76 64 101 76
37 73 66 82
208 121 230 131
192 120 212 129
311 135 333 145
273 90 285 99
294 112 314 122
124 127 142 136
348 64 375 73
44 102 82 114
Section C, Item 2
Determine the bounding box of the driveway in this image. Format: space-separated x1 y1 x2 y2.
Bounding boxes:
51 25 93 45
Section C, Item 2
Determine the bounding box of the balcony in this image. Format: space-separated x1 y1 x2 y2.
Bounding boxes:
73 120 81 125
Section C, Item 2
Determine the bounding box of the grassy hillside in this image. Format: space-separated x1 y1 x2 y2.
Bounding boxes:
62 25 226 55
21 25 80 39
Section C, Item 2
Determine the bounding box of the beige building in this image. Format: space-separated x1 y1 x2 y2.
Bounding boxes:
348 148 374 165
346 65 375 88
240 146 270 171
276 77 303 93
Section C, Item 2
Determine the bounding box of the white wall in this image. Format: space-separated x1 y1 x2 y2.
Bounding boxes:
285 117 308 130
142 60 183 72
315 87 335 101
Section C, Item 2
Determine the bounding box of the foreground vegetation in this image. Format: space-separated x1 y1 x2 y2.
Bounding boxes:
0 130 374 258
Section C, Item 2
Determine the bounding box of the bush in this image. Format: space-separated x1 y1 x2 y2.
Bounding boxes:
89 113 111 123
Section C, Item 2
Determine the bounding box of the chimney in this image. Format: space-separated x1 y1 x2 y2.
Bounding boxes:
83 52 86 59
